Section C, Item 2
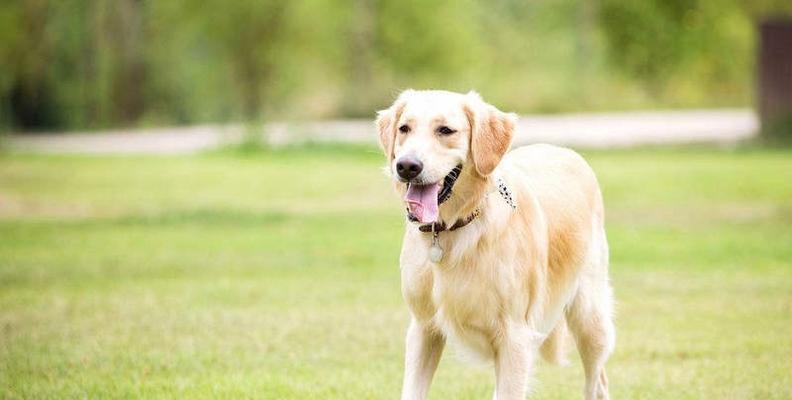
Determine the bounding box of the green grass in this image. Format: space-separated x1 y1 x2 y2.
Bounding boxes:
1 146 791 399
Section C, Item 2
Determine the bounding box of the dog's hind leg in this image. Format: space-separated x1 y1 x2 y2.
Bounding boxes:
566 227 615 400
539 319 570 365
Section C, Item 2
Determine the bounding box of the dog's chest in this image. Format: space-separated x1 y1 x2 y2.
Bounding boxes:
429 258 505 355
401 224 525 357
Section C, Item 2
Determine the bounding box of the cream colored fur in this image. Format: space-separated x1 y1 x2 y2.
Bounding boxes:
376 90 615 400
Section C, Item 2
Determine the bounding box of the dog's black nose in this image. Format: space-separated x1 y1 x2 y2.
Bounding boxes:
396 156 423 180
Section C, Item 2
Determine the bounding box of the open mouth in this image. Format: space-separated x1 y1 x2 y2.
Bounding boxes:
405 165 463 223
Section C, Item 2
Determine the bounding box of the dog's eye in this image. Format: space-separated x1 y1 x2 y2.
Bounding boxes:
437 126 456 135
398 125 411 134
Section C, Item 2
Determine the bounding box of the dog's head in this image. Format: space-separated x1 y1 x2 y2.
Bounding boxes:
376 90 516 223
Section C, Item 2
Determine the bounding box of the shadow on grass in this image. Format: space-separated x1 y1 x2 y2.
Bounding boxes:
110 209 293 227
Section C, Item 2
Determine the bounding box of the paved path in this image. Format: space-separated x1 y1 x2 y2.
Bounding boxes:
3 109 757 154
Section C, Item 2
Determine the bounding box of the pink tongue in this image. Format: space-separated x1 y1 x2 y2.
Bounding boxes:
405 183 441 223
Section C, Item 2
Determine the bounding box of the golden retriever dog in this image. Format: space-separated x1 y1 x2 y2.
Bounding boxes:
376 90 615 400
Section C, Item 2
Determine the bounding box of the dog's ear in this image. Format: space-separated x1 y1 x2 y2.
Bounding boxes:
464 91 517 176
375 90 413 162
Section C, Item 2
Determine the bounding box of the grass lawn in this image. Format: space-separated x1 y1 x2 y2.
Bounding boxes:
1 145 791 399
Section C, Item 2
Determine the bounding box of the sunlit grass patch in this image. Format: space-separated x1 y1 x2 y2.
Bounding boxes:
1 146 790 399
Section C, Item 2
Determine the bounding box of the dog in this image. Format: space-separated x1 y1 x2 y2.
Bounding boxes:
375 90 615 400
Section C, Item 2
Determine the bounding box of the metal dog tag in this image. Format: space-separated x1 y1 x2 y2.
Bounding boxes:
429 229 443 263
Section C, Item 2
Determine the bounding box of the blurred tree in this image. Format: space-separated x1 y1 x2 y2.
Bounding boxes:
600 0 750 103
0 0 151 129
0 0 778 132
340 0 377 117
740 0 792 18
575 0 597 87
1 0 57 129
96 0 147 125
178 0 288 123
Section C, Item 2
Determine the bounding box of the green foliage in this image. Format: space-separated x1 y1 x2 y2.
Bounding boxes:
600 0 754 106
0 147 791 398
0 0 783 130
375 0 481 77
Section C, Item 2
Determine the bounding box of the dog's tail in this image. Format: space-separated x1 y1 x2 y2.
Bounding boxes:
539 319 571 365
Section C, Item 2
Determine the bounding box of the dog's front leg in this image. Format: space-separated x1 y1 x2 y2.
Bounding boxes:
401 318 445 400
493 324 539 400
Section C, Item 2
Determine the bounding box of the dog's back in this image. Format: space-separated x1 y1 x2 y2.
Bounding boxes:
503 144 605 276
502 144 609 366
